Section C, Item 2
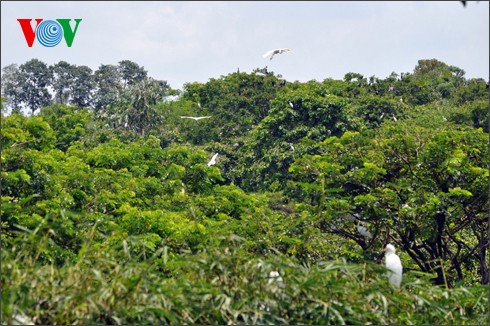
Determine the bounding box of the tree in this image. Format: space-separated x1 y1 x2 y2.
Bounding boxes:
51 61 75 105
413 59 466 101
92 64 122 111
181 68 285 144
1 64 24 114
70 65 94 108
237 81 351 192
352 94 408 129
118 60 148 88
452 78 488 105
343 72 369 98
469 100 489 133
288 122 489 285
39 104 92 151
19 59 53 115
102 78 170 136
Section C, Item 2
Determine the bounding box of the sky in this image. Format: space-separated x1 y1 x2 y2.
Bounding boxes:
1 1 489 91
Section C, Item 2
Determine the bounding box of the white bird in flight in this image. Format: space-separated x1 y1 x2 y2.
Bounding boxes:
384 243 403 288
207 153 219 166
180 116 211 121
263 48 291 61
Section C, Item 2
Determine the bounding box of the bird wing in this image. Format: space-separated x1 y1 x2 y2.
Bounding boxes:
392 256 403 274
263 49 276 58
263 48 291 60
207 153 219 166
357 225 373 239
180 116 211 120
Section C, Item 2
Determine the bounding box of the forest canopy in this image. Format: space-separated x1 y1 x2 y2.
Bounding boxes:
1 58 489 325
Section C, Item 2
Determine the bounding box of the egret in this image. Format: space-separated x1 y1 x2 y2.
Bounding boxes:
207 153 219 166
288 101 294 108
180 116 211 121
263 48 291 61
268 271 284 287
260 271 285 311
357 222 373 239
384 244 403 288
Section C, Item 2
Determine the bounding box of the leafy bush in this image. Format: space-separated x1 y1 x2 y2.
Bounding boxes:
2 231 488 325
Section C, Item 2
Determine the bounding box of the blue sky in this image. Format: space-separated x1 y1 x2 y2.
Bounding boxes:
1 1 488 90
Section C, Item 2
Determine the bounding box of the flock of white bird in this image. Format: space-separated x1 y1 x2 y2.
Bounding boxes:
9 47 409 326
178 47 403 290
179 48 292 168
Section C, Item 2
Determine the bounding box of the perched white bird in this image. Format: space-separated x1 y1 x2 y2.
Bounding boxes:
288 101 294 108
268 271 284 287
207 153 219 166
357 222 373 239
385 244 403 288
261 271 285 311
180 116 211 121
263 48 291 61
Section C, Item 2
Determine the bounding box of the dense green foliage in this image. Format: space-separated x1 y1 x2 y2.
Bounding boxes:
1 58 489 325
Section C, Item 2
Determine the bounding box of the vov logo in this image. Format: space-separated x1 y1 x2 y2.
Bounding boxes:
17 18 82 47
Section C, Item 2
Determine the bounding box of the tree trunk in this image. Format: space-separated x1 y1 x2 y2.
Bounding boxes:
480 237 489 284
433 265 446 286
